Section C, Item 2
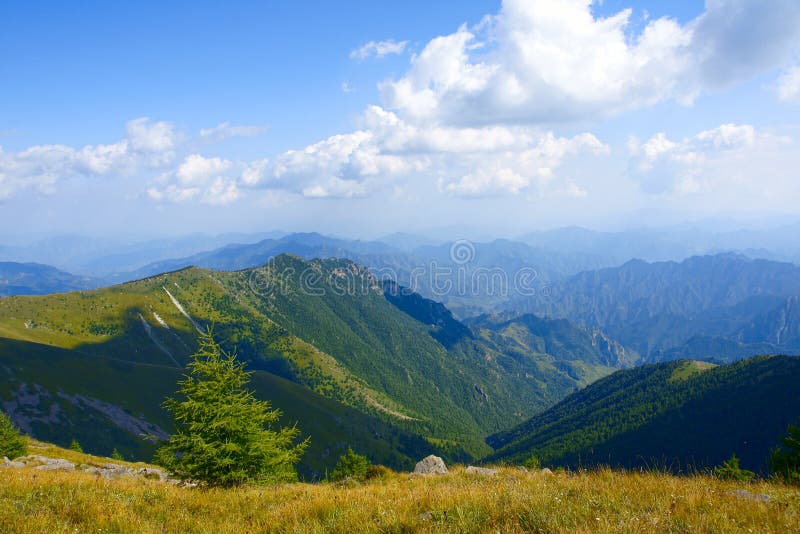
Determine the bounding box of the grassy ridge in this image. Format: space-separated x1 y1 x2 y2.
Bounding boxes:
0 255 624 462
0 337 437 477
1 458 797 533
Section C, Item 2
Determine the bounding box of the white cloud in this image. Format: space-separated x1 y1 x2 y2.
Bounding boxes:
148 154 241 205
269 105 606 198
203 177 240 205
176 154 232 185
199 122 266 143
302 178 366 199
240 159 270 187
777 66 800 101
350 39 409 60
380 0 800 125
629 123 794 198
0 117 178 199
0 117 269 202
126 117 178 152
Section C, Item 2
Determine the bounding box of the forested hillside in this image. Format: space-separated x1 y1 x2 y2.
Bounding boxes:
0 255 623 472
488 355 800 473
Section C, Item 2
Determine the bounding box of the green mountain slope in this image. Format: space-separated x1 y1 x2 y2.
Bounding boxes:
228 256 623 452
0 254 625 467
487 355 800 473
0 337 435 478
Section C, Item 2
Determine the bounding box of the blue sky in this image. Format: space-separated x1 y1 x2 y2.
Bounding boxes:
2 0 800 239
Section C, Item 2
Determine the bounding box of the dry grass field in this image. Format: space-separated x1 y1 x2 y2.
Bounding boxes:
1 442 798 533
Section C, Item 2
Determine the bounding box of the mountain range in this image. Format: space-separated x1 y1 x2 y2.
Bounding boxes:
3 230 800 476
0 254 627 476
0 262 97 296
513 253 800 362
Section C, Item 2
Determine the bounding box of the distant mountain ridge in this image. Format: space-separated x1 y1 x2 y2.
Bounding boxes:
0 262 98 296
508 253 800 362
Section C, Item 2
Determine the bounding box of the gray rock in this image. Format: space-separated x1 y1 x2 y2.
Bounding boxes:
2 457 25 468
540 468 554 475
15 454 51 466
418 511 434 521
728 489 770 502
465 466 497 476
101 463 135 479
414 455 448 475
80 463 136 479
34 459 75 471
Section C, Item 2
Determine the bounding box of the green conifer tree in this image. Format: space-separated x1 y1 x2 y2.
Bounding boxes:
0 411 27 459
770 424 800 485
329 447 371 482
156 330 308 486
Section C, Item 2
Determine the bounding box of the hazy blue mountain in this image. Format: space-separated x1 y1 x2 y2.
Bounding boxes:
115 232 402 281
377 232 442 252
736 296 800 350
0 262 98 296
518 224 800 264
0 232 283 276
116 234 617 318
506 254 800 361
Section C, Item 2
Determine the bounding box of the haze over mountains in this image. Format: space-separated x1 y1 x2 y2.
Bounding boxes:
0 255 630 474
4 225 800 363
1 224 800 475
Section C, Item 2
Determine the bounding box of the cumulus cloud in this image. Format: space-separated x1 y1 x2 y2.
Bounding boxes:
628 123 795 198
0 117 270 202
350 39 409 60
0 117 177 199
269 105 606 198
143 105 606 201
198 122 266 143
148 154 241 205
380 0 800 125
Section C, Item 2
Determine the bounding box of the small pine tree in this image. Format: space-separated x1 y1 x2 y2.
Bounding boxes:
69 439 83 453
111 448 124 461
770 424 800 485
523 454 541 470
329 447 371 482
155 330 308 487
0 411 27 459
713 454 755 482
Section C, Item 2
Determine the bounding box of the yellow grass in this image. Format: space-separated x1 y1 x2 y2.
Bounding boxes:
1 456 798 533
22 439 149 468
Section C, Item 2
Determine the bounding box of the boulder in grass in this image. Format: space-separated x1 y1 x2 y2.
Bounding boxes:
2 457 25 468
728 489 770 502
465 466 497 476
34 458 75 471
414 455 447 475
